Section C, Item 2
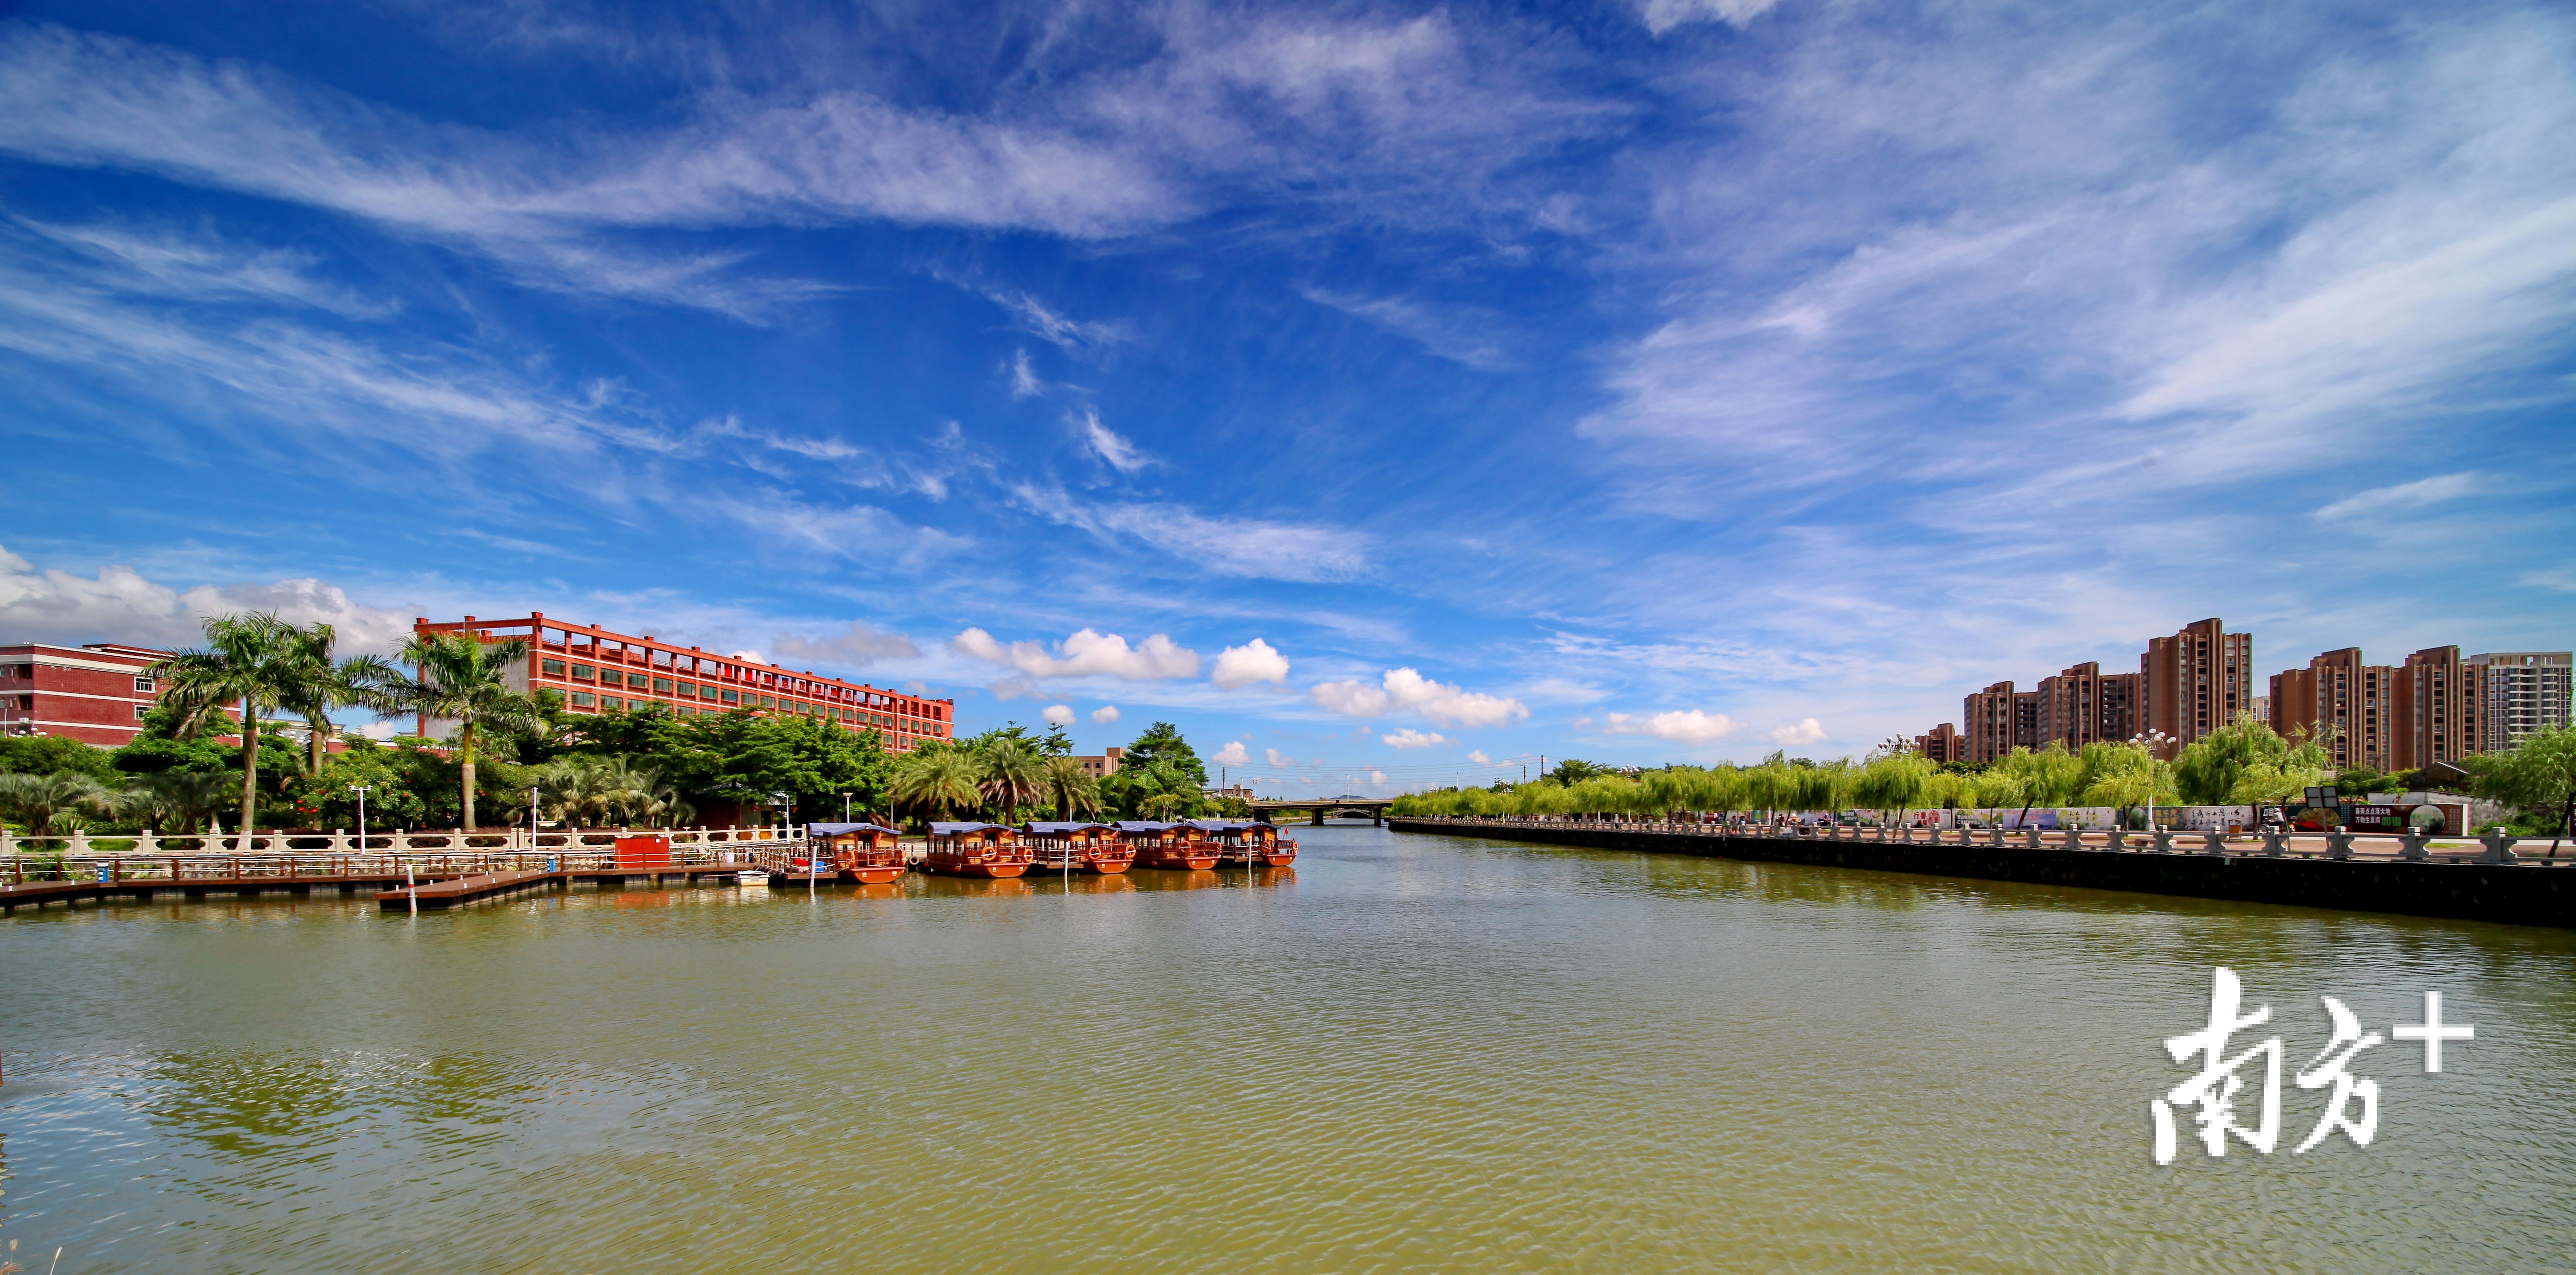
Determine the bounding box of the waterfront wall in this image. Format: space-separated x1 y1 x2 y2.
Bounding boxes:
1386 818 2576 929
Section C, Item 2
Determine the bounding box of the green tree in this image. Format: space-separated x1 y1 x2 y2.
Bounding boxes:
1550 758 1607 786
0 771 114 835
281 622 405 779
1041 754 1103 821
356 631 544 830
975 737 1048 821
119 769 245 833
1122 722 1207 787
2468 723 2576 858
152 612 323 834
2172 714 2331 806
890 749 980 823
0 735 116 781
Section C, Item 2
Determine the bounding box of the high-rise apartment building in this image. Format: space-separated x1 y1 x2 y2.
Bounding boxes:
2033 661 2138 751
2393 646 2480 772
2468 651 2572 751
2269 647 2394 770
1912 723 1966 764
415 614 953 751
2141 618 2253 757
1961 680 2039 763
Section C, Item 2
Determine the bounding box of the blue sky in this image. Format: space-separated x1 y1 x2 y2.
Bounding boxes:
0 0 2570 794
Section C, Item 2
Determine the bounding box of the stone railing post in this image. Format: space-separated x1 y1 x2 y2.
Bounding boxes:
1987 826 2005 848
2105 828 2126 852
70 828 90 857
2202 831 2227 855
2261 830 2288 857
2397 831 2431 862
2060 827 2081 850
2151 829 2175 853
134 829 160 856
2480 831 2520 865
2023 828 2042 850
2323 830 2354 860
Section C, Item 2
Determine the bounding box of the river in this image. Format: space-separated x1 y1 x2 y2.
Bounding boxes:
2 823 2571 1272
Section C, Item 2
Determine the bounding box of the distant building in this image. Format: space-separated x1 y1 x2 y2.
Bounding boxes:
2034 661 2138 752
1204 783 1256 802
2468 651 2572 751
2142 618 2253 757
0 641 173 746
2393 646 2480 772
1912 722 1966 764
2270 647 2393 770
414 614 952 751
1961 680 2036 763
1071 746 1125 778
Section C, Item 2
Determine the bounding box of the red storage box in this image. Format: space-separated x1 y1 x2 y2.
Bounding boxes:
614 835 673 869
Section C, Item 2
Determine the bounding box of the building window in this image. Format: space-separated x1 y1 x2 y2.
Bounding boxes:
759 695 775 708
651 678 671 693
541 659 567 676
571 665 596 681
134 676 156 692
626 672 648 688
602 695 625 709
720 689 740 704
570 692 596 707
135 703 150 721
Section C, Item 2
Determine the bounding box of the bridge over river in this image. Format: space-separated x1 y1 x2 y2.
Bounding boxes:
1248 797 1393 826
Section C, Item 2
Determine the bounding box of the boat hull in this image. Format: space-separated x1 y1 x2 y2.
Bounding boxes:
920 860 1030 878
1133 853 1220 870
843 865 907 884
1254 849 1298 866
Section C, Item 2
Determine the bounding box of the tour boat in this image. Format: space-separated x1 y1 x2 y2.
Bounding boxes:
1022 822 1134 874
806 822 911 884
1184 819 1299 868
1118 821 1220 871
735 868 771 888
919 823 1034 878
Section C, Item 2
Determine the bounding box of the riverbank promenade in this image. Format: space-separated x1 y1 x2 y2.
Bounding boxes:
1388 816 2576 928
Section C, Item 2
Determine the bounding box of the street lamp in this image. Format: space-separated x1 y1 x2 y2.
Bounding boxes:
350 785 370 855
842 791 852 823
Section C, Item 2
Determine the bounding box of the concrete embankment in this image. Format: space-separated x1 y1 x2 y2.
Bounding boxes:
1385 818 2576 929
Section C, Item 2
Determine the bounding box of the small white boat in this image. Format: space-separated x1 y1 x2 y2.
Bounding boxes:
735 869 771 888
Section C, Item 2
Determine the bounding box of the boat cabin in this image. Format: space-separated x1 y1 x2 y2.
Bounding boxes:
922 822 1033 878
807 822 910 883
1118 820 1220 871
1023 821 1133 874
1184 819 1299 868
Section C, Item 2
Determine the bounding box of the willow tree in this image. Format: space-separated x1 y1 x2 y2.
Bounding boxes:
2469 723 2576 858
152 612 315 836
356 630 542 831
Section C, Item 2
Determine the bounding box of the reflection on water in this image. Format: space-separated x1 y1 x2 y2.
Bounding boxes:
2 825 2570 1273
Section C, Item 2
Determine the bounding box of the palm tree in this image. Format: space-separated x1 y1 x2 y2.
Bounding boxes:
282 622 405 779
152 612 316 837
1138 792 1185 820
116 770 240 833
356 630 543 830
0 772 115 836
976 737 1048 821
1041 755 1103 821
891 749 980 823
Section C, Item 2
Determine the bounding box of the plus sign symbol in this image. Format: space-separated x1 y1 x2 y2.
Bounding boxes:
2392 991 2475 1073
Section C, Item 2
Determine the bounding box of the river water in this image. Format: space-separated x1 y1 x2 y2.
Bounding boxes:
1 824 2571 1273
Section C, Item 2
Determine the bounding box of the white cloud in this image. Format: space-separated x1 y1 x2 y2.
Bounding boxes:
951 627 1200 681
1042 704 1076 727
1468 749 1492 764
1265 747 1295 767
1212 741 1250 765
1075 408 1151 473
1369 770 1386 786
771 620 921 668
729 649 769 664
1765 719 1828 746
1008 348 1043 399
1602 709 1739 744
1011 487 1370 582
1638 0 1784 36
0 544 418 654
2315 472 2483 521
1301 287 1511 370
1306 667 1531 729
1211 638 1291 689
1091 704 1121 724
1383 728 1451 749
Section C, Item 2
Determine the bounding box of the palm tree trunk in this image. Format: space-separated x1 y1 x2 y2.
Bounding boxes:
237 695 260 838
460 724 478 831
309 714 327 779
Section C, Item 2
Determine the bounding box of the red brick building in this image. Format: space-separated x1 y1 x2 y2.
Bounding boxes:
2034 661 2139 752
0 641 175 746
413 614 953 751
2142 617 2253 757
1911 722 1966 764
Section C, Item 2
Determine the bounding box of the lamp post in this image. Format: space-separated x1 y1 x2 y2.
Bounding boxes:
842 791 852 823
351 785 370 856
